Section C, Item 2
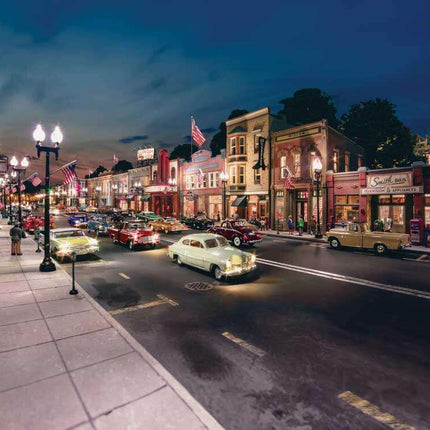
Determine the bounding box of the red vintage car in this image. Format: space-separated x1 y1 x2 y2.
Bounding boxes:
208 220 262 247
23 215 55 233
108 220 160 250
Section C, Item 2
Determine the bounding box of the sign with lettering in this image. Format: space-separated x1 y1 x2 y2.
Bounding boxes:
253 137 266 170
275 127 321 142
137 148 155 161
360 172 421 195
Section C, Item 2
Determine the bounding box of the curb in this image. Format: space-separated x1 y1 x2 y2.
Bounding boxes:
29 237 225 430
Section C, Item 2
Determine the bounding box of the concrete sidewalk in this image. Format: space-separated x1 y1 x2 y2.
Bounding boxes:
261 229 430 254
0 221 223 430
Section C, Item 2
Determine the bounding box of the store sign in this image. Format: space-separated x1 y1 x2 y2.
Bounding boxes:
361 172 422 194
253 137 266 170
275 127 321 142
137 148 155 161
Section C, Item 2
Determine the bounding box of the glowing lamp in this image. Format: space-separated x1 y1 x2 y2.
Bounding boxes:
51 126 63 144
313 157 322 172
10 156 18 167
33 124 46 143
21 157 29 168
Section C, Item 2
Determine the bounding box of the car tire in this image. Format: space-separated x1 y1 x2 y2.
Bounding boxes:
213 265 223 281
375 243 387 255
329 237 340 249
128 241 134 251
233 236 242 247
176 255 183 266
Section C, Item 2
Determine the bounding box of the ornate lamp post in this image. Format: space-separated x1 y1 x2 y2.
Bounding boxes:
10 156 29 226
34 124 63 272
312 157 323 239
7 174 15 224
220 171 228 220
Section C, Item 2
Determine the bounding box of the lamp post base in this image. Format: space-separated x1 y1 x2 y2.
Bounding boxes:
315 233 323 239
39 259 56 272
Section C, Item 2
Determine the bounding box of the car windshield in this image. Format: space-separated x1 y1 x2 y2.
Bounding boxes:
54 230 85 238
128 222 147 230
217 237 228 247
205 239 218 248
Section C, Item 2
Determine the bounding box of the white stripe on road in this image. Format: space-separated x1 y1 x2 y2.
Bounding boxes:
338 391 415 430
118 272 130 280
256 257 430 300
222 331 265 357
109 294 178 316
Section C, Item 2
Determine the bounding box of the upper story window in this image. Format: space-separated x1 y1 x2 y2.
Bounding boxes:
230 165 246 185
198 173 207 188
209 172 219 188
345 153 350 172
254 135 260 153
230 137 237 155
170 166 176 180
254 168 261 184
280 156 287 179
293 152 301 177
185 175 192 190
333 150 339 173
238 136 246 154
358 155 362 168
153 171 158 182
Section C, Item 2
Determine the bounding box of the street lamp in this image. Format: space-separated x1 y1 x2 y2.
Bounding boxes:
220 171 229 220
313 157 323 239
7 174 16 224
34 124 63 272
10 155 29 226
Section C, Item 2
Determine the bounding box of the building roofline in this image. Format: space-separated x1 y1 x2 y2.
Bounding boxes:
225 107 270 126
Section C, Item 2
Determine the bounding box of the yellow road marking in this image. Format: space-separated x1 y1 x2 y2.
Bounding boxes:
109 295 178 315
118 272 130 279
222 331 265 357
338 391 415 430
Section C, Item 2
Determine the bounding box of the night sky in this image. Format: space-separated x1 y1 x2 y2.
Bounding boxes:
0 0 429 180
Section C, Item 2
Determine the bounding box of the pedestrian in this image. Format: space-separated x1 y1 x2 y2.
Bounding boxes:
287 215 294 235
10 223 24 256
310 215 317 234
217 211 221 222
297 215 304 236
260 217 266 231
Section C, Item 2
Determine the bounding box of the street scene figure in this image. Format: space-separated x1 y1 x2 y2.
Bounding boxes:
297 214 305 236
287 214 294 235
9 223 23 255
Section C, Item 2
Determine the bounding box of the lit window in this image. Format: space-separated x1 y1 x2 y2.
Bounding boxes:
239 136 246 154
280 156 287 179
230 137 237 155
358 155 362 168
293 152 301 177
186 175 192 190
333 151 339 173
230 166 237 184
209 172 219 188
254 168 261 184
345 153 350 172
254 135 260 153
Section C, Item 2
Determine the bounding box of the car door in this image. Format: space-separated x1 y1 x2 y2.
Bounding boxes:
188 239 205 268
119 223 129 244
346 224 362 247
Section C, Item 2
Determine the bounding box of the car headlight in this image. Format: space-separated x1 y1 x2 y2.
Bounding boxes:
59 244 72 254
225 259 231 268
250 254 256 263
89 238 99 246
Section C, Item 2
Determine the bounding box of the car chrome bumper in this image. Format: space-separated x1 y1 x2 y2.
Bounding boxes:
222 264 257 277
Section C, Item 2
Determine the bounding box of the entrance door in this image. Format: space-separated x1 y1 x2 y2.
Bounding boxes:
296 201 308 230
378 205 405 233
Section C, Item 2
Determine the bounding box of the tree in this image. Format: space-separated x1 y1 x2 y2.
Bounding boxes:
210 109 249 156
341 98 416 168
278 88 339 128
85 165 107 179
169 143 199 161
112 160 133 172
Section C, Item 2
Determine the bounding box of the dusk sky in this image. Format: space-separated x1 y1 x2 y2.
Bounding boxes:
0 0 429 181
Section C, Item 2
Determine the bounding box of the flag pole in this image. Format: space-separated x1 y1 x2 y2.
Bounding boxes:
50 160 77 175
190 116 193 162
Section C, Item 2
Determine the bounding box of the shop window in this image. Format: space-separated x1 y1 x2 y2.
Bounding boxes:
254 168 261 184
378 195 391 204
333 150 339 173
335 195 347 204
392 195 405 204
230 137 237 155
293 152 301 177
239 136 246 154
348 195 359 205
254 135 260 153
345 153 350 172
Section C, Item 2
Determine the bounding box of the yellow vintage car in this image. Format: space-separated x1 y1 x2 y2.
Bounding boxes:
327 222 410 255
149 217 188 233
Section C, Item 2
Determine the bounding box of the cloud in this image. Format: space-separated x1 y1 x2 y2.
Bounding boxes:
118 135 149 144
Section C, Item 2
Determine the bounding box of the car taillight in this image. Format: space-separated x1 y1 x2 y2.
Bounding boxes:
243 234 248 240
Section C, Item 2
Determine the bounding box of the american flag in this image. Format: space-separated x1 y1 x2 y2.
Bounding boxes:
191 117 206 147
61 161 78 185
283 168 295 190
26 172 42 187
20 184 26 192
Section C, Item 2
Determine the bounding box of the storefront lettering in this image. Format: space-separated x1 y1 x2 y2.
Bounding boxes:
367 172 412 189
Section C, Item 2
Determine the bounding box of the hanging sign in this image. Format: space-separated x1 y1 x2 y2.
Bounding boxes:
253 137 266 170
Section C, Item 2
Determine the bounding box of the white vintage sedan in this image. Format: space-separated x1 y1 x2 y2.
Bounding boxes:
167 233 256 280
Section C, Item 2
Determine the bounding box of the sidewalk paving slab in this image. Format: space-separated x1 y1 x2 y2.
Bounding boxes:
0 225 225 430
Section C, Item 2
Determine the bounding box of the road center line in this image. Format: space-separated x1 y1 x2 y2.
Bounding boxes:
256 257 430 300
109 295 178 315
222 331 265 357
338 391 415 430
118 272 130 280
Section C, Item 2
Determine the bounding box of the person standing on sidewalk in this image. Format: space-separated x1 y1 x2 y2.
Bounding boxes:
287 215 294 235
297 215 305 236
9 223 23 255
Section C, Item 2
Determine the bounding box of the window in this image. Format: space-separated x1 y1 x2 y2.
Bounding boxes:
205 239 218 248
190 239 203 248
280 156 287 179
358 155 362 168
335 196 347 205
425 194 430 227
254 168 261 184
198 173 207 188
254 135 260 153
239 136 246 154
209 172 219 188
230 137 237 155
185 175 192 190
293 152 301 177
238 166 245 184
334 194 360 223
345 153 350 172
182 239 190 246
153 171 157 182
230 166 245 185
230 166 237 184
170 167 176 180
333 151 339 173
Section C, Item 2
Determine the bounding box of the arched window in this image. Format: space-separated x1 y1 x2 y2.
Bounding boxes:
170 167 176 180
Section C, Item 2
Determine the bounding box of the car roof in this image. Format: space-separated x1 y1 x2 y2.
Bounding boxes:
180 233 225 241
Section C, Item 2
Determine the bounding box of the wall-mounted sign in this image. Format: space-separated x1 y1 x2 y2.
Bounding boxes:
137 148 155 161
275 127 321 142
253 137 266 170
361 172 421 195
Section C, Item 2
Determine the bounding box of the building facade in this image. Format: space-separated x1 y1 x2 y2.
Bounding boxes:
272 120 362 231
180 149 225 218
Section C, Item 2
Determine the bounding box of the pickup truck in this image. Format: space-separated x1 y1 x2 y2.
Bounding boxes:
108 220 160 250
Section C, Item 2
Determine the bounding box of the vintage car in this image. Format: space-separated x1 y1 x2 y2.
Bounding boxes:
65 206 79 214
182 215 214 230
108 220 160 250
149 217 187 233
327 222 410 255
208 220 262 247
84 205 98 213
137 211 161 222
86 215 111 235
67 213 89 227
41 228 99 259
168 233 257 280
23 215 55 233
231 219 260 232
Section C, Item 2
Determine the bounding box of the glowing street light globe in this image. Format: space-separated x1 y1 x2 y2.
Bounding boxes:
33 124 46 143
10 156 18 167
51 126 63 144
313 157 323 172
21 157 29 168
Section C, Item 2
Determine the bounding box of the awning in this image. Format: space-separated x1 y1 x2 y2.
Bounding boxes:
141 194 150 201
231 196 248 207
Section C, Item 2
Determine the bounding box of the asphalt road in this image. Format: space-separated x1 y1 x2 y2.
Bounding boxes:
52 215 430 429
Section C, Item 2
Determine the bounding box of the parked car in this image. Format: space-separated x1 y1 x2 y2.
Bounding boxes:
137 211 161 222
327 222 410 255
231 219 259 232
168 233 257 280
65 207 79 214
208 220 262 247
108 220 160 250
86 214 111 235
182 215 214 230
85 206 98 213
149 217 187 233
41 228 99 259
23 215 55 233
67 213 89 227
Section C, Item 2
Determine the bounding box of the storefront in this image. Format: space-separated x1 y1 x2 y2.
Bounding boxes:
334 194 360 223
